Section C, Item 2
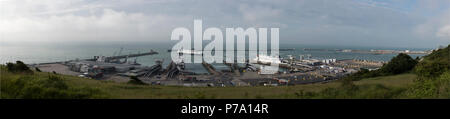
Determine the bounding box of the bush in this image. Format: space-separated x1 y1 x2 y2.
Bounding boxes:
6 62 15 71
379 53 417 75
1 73 104 99
344 53 417 81
344 69 382 81
436 71 450 98
15 61 31 71
35 67 42 72
5 61 32 73
405 71 450 98
414 45 450 78
415 61 449 78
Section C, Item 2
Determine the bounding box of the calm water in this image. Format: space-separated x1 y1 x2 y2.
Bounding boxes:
0 42 429 74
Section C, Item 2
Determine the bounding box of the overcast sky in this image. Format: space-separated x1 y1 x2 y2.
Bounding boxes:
1 0 449 48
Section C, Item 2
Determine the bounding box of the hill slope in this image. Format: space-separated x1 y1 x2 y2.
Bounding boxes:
415 45 450 78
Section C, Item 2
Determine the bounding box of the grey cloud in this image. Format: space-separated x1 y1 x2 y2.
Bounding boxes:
1 0 449 48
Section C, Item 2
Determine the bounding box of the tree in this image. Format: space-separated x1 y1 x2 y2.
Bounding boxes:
6 62 15 72
35 67 42 72
5 61 32 73
15 61 30 71
380 53 417 75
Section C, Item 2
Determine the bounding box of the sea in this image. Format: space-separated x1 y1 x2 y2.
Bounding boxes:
0 42 430 74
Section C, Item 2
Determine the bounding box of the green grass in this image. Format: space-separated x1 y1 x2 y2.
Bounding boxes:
354 74 416 88
2 65 420 99
1 67 107 99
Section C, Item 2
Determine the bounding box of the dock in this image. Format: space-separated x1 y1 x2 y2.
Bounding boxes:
85 50 159 61
224 61 240 75
106 50 158 60
143 64 162 77
202 62 221 75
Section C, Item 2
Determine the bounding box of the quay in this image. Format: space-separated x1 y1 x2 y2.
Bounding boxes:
28 48 393 87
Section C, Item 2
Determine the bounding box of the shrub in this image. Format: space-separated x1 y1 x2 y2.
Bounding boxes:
414 45 450 78
344 53 417 81
379 53 417 75
6 62 15 71
35 67 42 72
405 71 450 98
15 61 31 72
436 71 450 98
1 74 104 99
5 61 32 73
415 61 449 78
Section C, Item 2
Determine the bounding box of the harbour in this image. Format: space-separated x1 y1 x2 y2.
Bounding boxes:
10 44 431 87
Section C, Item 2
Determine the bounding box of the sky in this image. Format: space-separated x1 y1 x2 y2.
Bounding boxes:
1 0 449 48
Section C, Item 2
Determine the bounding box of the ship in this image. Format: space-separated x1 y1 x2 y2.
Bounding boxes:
176 49 203 55
251 55 282 64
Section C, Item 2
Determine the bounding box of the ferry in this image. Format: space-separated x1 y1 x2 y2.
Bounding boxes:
177 49 203 55
252 55 281 64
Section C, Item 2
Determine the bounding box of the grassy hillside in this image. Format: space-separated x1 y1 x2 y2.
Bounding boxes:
405 45 450 98
415 45 450 78
1 65 418 99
